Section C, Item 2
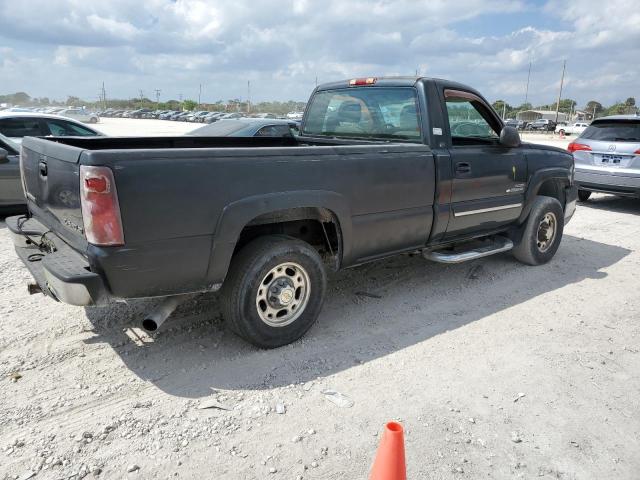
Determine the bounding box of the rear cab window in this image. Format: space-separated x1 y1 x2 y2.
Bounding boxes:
302 87 421 142
580 120 640 142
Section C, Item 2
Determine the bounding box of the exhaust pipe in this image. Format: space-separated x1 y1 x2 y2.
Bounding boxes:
27 282 42 295
142 295 190 332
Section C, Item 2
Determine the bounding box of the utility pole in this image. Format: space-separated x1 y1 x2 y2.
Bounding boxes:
139 90 144 108
554 60 566 124
315 76 318 88
198 84 202 106
502 102 507 120
101 82 106 110
247 80 251 114
178 93 183 110
154 89 161 107
524 61 532 106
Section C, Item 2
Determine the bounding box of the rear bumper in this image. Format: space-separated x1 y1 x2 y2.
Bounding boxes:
565 185 578 224
575 169 640 197
6 216 110 306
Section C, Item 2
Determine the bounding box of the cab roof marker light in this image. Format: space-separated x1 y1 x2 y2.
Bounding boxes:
349 77 377 86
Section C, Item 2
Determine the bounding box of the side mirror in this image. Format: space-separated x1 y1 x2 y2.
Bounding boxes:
500 125 521 148
0 148 8 163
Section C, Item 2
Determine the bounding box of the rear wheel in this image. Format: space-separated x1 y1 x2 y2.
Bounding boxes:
220 236 327 348
578 190 591 202
512 196 564 266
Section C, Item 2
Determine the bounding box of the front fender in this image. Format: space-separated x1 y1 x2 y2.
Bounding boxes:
205 190 352 283
517 167 572 224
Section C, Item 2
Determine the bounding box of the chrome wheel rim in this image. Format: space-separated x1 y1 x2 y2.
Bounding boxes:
537 212 557 252
256 262 310 327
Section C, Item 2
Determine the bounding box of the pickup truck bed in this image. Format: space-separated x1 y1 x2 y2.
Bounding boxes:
9 76 577 348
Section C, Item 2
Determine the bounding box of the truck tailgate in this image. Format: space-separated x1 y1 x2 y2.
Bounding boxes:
21 137 87 251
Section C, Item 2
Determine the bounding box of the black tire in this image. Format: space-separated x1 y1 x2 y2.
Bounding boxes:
89 117 97 124
220 235 327 348
558 129 565 135
578 190 591 202
512 196 564 266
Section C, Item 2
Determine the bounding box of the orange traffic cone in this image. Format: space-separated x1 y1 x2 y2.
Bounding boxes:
369 422 406 480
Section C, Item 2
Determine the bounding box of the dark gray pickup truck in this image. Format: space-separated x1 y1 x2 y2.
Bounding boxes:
8 77 577 348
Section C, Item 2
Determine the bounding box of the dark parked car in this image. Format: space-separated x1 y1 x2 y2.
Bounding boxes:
528 119 557 131
128 109 153 119
189 118 299 137
0 132 23 211
9 76 576 348
202 112 226 123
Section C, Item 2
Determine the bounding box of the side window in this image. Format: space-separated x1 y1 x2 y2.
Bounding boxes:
445 97 499 145
0 118 43 138
256 125 293 137
45 120 96 137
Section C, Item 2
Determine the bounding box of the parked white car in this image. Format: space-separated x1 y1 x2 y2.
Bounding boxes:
57 108 100 124
555 122 589 136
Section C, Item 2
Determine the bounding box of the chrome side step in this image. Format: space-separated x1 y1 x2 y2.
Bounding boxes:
423 236 514 264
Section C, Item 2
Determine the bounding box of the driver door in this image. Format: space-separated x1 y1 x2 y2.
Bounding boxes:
443 89 527 239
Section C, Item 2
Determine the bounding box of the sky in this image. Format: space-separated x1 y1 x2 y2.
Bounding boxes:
0 0 638 107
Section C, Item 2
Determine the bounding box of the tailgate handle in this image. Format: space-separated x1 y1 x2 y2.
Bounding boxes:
39 161 48 177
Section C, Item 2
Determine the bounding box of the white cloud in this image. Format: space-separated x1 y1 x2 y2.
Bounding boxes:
0 0 637 106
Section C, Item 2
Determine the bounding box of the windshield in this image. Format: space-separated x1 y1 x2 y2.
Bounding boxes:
302 87 421 142
581 120 640 141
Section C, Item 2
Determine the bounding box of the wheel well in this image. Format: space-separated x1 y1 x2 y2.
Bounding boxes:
537 179 566 207
235 207 342 270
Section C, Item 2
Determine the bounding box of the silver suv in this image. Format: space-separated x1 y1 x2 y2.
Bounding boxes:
570 115 640 200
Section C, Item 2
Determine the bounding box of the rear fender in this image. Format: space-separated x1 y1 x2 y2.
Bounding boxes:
206 190 351 283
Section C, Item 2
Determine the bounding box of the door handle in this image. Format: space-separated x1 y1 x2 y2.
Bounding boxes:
455 162 471 174
39 161 47 177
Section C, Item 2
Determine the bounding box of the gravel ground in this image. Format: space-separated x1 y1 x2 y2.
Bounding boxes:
1 125 638 479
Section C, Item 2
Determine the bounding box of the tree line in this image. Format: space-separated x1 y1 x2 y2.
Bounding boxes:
491 97 637 120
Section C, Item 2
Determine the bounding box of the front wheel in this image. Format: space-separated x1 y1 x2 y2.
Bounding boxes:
220 236 327 348
512 196 564 266
578 190 591 202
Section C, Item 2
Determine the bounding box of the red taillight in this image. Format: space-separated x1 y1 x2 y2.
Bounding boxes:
84 176 109 193
80 165 124 246
634 148 640 155
567 142 592 153
349 77 377 86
